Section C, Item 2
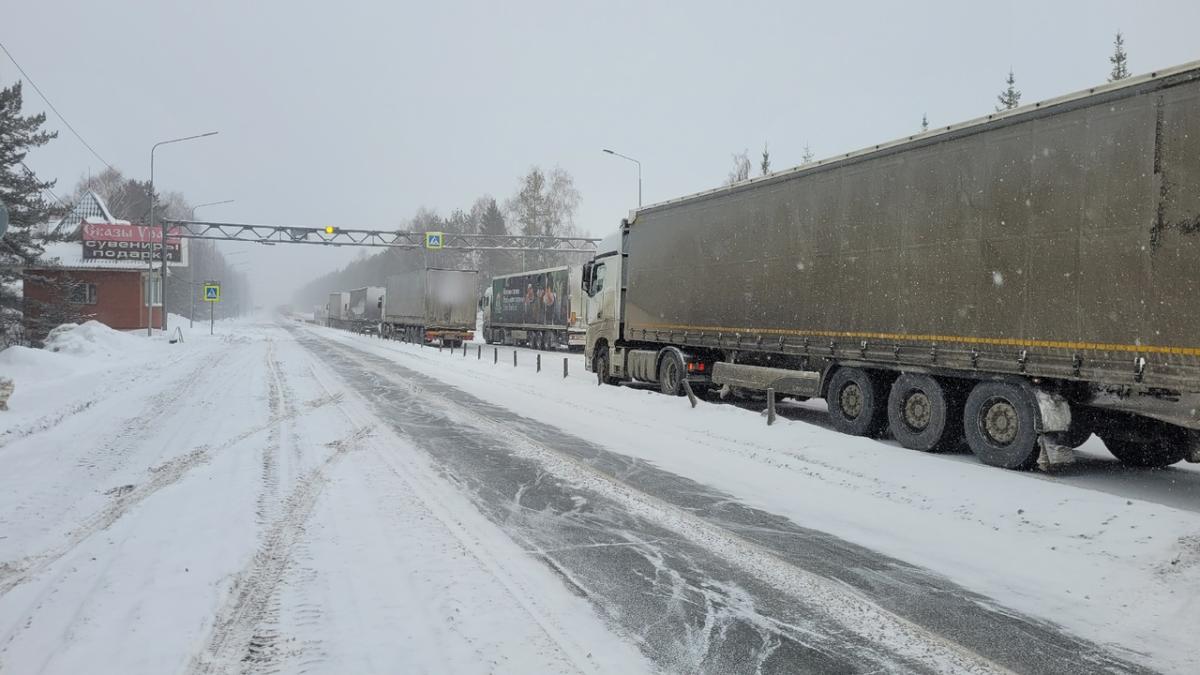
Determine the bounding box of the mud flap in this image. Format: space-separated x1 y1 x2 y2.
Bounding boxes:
1032 389 1072 433
1037 435 1076 470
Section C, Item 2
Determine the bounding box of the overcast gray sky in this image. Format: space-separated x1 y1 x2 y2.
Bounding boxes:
6 0 1200 306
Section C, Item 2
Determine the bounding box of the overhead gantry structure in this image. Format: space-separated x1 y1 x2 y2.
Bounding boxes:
162 219 601 253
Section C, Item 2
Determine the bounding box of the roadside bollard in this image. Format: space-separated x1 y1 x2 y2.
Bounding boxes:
463 342 467 357
494 347 498 364
513 351 518 367
767 387 777 425
477 344 482 360
563 357 568 378
537 354 541 372
682 379 698 408
438 341 443 353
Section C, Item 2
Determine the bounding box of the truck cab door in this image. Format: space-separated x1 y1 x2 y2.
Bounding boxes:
480 287 492 333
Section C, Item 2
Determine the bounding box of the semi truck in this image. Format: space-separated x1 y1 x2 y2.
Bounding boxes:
347 286 385 333
382 268 477 346
325 291 350 329
480 265 587 350
584 61 1200 471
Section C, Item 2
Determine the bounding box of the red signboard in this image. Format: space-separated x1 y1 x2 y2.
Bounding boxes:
81 222 186 263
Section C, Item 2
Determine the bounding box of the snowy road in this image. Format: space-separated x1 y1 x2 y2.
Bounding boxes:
1 318 1196 673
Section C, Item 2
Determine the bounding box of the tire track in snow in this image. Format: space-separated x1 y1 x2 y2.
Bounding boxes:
0 389 342 602
189 426 373 675
256 339 283 525
0 350 195 451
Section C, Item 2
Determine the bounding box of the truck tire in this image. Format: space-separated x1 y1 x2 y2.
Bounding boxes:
594 346 616 386
963 381 1040 470
1098 419 1188 468
658 351 685 396
826 367 888 437
887 373 962 452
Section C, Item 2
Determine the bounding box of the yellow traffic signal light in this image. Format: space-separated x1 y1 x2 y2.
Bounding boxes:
325 225 336 235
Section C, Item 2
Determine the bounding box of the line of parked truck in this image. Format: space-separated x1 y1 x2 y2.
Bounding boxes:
321 265 588 351
318 60 1200 473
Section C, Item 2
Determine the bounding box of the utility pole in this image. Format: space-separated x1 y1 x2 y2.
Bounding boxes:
151 131 218 335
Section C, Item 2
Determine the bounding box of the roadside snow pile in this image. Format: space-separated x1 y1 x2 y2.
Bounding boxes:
0 344 79 381
44 321 145 358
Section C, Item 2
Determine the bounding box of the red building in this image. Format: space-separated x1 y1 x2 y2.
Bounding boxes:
23 193 186 340
24 230 165 337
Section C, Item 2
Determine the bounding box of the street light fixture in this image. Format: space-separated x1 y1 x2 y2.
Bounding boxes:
603 148 642 208
187 199 234 328
151 131 218 335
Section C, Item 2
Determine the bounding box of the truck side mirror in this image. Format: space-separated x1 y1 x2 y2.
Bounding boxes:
581 261 594 294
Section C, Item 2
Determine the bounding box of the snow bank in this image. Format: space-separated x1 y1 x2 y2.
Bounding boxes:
0 344 80 381
43 321 147 358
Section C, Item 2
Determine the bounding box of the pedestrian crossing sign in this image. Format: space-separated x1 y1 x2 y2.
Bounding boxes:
203 283 221 302
425 231 444 250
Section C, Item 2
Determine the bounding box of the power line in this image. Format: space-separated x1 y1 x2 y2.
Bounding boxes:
0 39 115 171
19 161 67 208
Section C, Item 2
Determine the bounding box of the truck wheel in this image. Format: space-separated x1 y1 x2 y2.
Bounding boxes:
594 347 615 386
963 381 1040 470
826 367 888 437
887 373 962 452
658 351 684 396
1099 420 1188 468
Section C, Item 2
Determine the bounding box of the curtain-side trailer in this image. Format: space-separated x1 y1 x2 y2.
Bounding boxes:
480 266 587 350
584 61 1200 470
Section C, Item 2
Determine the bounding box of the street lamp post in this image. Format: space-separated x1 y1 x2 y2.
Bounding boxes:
603 148 642 208
187 200 234 328
151 131 218 335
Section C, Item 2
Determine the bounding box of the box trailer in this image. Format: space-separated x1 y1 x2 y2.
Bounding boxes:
325 291 350 329
584 61 1200 471
480 265 587 350
347 286 385 333
382 268 477 346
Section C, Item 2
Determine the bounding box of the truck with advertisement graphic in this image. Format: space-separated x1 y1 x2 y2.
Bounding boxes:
583 62 1200 471
480 266 587 350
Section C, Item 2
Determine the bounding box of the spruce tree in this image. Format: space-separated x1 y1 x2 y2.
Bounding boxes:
921 113 929 132
0 80 61 344
760 142 771 176
996 69 1022 111
1108 31 1129 82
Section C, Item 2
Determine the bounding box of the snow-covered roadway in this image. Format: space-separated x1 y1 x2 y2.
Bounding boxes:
0 321 647 674
1 317 1197 673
